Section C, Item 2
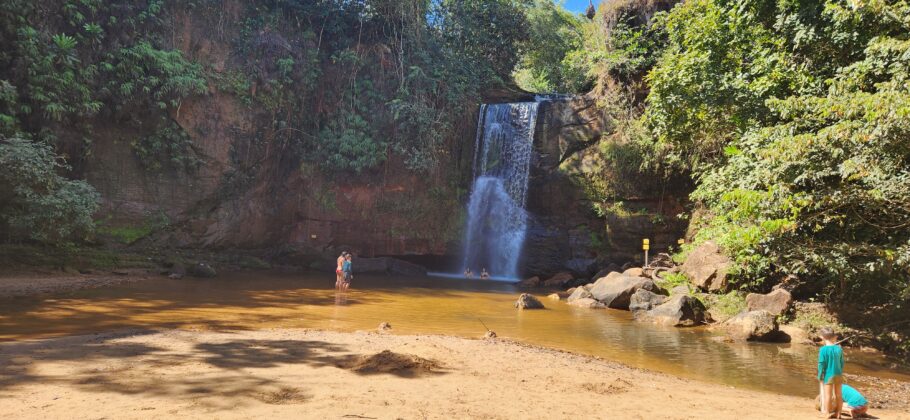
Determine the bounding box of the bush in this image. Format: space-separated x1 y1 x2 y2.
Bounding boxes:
0 135 100 244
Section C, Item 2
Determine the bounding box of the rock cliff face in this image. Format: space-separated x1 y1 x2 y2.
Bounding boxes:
83 5 685 273
522 95 688 277
85 3 475 264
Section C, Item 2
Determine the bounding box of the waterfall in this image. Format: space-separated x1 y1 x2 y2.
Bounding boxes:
461 102 539 279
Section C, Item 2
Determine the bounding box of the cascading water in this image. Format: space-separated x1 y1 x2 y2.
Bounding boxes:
461 102 539 280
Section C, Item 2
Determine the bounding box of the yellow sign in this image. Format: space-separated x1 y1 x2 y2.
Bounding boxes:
678 238 685 245
643 238 650 250
643 245 650 250
643 238 650 245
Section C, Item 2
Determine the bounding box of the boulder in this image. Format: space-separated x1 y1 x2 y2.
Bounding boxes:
745 289 792 317
722 310 782 341
566 286 594 303
623 267 644 277
542 272 574 288
515 293 545 310
639 295 706 327
588 272 660 309
188 263 217 278
547 293 561 300
629 289 669 313
680 241 732 292
519 276 541 287
779 325 811 345
564 258 596 276
670 285 690 296
567 297 606 308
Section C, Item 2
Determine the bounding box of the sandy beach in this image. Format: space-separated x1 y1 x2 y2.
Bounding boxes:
1 328 907 419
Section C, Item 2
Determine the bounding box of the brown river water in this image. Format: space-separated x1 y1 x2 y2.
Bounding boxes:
1 271 907 397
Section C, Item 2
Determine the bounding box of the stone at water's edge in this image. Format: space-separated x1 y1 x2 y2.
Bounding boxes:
637 294 706 327
515 293 545 310
745 289 792 317
519 276 541 288
629 289 669 313
547 293 561 300
681 241 731 292
722 310 785 342
588 272 660 309
568 297 606 308
188 263 217 278
566 286 594 303
542 272 574 288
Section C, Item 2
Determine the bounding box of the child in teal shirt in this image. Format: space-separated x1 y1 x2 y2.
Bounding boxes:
816 384 869 418
817 327 845 418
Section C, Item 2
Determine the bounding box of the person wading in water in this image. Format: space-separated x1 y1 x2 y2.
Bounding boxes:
335 251 347 290
341 253 353 291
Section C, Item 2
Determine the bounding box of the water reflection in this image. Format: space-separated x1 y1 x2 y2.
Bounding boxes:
0 271 906 397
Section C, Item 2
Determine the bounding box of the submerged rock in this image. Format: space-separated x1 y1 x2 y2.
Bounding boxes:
680 241 731 292
515 293 545 310
588 272 660 310
745 289 792 317
628 289 668 313
188 263 217 278
638 294 706 327
547 293 561 300
378 322 392 332
722 310 785 341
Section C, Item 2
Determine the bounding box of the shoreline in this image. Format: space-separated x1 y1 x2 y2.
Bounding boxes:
0 269 156 298
2 328 908 419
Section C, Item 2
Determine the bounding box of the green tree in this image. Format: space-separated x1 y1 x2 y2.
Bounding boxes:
0 135 100 243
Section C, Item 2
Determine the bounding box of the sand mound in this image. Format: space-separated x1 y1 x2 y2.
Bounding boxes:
340 350 441 375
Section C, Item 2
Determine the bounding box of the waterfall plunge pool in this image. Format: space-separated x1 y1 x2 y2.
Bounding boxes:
1 271 907 399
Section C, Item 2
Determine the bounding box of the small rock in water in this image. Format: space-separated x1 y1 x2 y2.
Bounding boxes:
188 262 217 278
378 322 392 332
514 293 545 309
547 293 561 300
484 330 497 339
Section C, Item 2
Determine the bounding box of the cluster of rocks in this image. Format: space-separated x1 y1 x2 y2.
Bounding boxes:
519 241 802 343
560 268 709 327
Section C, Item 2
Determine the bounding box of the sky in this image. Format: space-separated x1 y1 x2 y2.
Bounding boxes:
557 0 592 14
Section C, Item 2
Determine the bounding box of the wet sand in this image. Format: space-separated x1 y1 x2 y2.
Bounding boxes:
1 328 907 419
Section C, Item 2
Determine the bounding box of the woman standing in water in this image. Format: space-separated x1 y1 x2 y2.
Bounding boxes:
335 251 347 290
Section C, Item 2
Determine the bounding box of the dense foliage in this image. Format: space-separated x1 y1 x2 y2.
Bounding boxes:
645 0 910 306
0 0 531 244
517 0 910 312
0 135 99 243
0 0 207 170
